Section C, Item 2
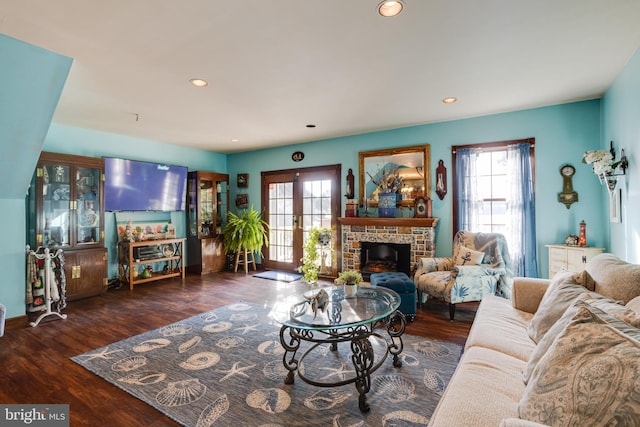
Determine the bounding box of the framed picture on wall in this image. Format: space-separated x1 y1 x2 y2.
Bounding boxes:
610 189 621 223
235 193 248 209
237 173 249 188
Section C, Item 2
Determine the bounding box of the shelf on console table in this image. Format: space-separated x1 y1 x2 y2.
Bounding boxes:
338 217 439 227
118 238 186 290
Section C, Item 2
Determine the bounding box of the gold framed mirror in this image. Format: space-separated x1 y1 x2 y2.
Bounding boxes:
358 144 431 207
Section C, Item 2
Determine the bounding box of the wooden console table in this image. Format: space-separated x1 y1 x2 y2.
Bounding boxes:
118 238 185 290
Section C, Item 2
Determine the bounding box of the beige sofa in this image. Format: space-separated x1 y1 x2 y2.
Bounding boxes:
428 253 640 426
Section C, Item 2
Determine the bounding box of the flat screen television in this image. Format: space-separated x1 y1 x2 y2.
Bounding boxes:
104 157 188 211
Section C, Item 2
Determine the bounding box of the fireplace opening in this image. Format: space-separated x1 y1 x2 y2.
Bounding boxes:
360 242 411 280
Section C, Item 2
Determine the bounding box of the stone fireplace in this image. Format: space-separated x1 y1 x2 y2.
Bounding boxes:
360 242 411 280
338 217 439 278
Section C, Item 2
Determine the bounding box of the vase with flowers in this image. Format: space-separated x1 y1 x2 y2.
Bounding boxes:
367 166 404 218
582 149 626 196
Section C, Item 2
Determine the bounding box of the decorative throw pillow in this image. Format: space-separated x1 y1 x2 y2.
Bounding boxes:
523 295 638 384
626 295 640 314
454 246 484 266
519 304 640 426
527 270 598 343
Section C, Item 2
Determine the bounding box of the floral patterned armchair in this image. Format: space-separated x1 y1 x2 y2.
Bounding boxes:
413 230 513 320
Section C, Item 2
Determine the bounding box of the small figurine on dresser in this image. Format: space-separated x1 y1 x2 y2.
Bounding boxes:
578 220 587 246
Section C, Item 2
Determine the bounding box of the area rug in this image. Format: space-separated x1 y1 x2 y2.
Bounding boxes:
72 302 462 426
253 270 303 282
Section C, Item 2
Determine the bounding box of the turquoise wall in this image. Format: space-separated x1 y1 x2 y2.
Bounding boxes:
228 100 605 279
602 48 640 263
0 35 71 319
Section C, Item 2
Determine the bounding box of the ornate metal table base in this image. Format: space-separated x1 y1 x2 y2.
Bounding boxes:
279 311 406 412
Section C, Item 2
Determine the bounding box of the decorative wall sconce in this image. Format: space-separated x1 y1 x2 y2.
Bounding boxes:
582 141 628 198
602 141 628 197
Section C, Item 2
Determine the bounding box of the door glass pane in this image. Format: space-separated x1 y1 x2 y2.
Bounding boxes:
42 164 71 247
302 178 333 275
200 178 214 236
268 182 294 263
187 176 198 236
76 166 101 245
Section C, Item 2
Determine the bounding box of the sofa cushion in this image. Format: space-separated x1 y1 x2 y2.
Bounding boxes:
464 295 535 362
454 245 484 265
587 253 640 304
519 304 640 426
430 346 526 427
526 270 598 343
522 295 640 384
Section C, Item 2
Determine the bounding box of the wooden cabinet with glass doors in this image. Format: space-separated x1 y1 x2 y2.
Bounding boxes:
186 171 229 274
30 152 108 300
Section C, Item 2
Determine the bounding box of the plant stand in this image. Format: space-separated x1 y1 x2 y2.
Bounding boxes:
234 248 256 273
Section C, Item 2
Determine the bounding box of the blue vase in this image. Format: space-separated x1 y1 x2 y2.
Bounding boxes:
378 192 397 218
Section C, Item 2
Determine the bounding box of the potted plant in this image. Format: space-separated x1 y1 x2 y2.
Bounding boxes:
298 227 332 284
223 206 269 263
336 269 363 297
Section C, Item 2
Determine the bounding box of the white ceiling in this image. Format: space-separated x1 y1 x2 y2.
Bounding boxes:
2 1 640 154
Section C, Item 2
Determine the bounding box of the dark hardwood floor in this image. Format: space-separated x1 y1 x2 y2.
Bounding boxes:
0 272 478 426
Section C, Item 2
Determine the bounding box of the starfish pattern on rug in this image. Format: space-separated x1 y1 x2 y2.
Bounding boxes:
76 346 123 361
318 362 354 381
234 323 260 335
216 361 256 382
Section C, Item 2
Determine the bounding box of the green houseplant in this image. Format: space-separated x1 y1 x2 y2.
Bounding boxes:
336 269 362 297
298 227 332 284
223 206 269 256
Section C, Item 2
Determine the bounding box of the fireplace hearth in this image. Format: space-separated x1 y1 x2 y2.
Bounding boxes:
360 242 411 280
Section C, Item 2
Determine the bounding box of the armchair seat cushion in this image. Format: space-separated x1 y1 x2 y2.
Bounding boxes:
415 271 451 301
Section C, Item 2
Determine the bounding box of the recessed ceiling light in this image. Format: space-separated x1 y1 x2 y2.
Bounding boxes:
231 139 239 142
189 78 208 87
442 97 458 104
306 124 316 128
378 1 404 17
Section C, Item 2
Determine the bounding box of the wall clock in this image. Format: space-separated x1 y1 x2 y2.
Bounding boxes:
413 196 431 218
557 164 578 209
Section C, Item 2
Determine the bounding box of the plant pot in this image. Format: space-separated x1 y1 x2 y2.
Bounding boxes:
344 283 358 297
378 192 397 218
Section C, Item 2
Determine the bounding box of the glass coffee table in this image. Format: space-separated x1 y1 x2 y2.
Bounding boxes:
270 285 406 412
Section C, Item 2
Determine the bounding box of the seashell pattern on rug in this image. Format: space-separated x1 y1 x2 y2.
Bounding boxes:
373 375 417 403
412 340 453 359
246 388 291 414
133 338 171 352
118 370 167 385
179 335 202 353
156 378 207 407
423 368 447 395
160 323 193 337
195 393 229 427
202 321 232 333
179 352 221 370
72 302 461 427
111 355 147 372
304 389 352 410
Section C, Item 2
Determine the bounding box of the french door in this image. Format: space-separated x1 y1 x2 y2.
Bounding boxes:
261 165 341 276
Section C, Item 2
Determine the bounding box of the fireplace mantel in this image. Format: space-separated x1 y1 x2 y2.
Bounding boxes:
338 217 439 227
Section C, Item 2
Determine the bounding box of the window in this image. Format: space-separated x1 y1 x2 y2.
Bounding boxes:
453 139 538 277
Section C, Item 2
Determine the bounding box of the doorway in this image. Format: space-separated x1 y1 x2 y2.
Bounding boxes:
261 164 341 276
